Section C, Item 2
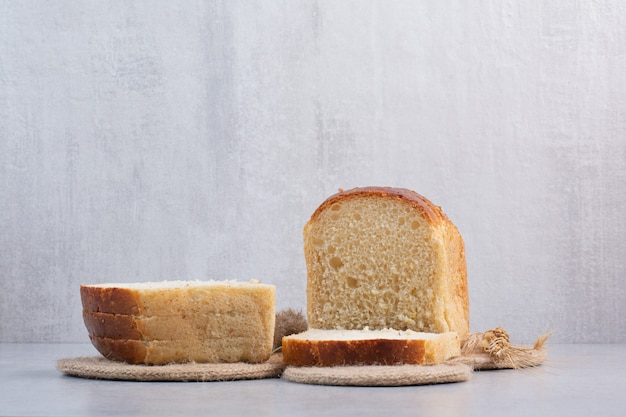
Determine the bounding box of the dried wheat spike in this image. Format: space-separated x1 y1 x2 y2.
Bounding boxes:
273 308 308 351
462 327 550 369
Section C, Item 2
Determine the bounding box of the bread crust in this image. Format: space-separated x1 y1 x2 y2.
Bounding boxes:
282 338 427 366
83 311 143 340
308 187 448 226
89 335 148 364
81 286 143 315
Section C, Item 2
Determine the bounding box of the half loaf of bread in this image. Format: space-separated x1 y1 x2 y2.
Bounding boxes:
282 329 460 366
80 280 275 365
304 187 469 337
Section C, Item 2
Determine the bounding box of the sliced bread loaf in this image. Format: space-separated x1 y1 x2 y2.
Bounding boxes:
80 280 275 364
282 329 460 366
304 187 469 336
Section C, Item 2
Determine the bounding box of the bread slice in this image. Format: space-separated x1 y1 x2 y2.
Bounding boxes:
81 280 274 316
304 187 469 336
80 280 275 364
88 335 272 365
282 329 460 366
83 311 263 340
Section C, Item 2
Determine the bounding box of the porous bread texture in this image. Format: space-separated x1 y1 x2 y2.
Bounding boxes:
304 187 469 337
282 329 460 366
80 280 275 365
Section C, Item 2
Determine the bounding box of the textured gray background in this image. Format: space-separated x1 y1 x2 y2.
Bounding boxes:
1 1 625 343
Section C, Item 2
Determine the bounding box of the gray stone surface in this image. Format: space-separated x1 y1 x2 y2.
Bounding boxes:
1 343 625 417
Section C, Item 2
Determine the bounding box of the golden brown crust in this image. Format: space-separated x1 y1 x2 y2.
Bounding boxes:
282 338 427 366
307 187 449 226
83 311 143 340
89 335 147 364
80 285 142 315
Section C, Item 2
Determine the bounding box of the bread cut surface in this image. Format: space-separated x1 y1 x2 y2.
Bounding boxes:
282 329 460 366
304 187 469 336
80 280 275 364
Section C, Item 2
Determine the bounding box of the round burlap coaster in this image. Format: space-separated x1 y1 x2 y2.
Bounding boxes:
281 362 472 386
56 354 285 382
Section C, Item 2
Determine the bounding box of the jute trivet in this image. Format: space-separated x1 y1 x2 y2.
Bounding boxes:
282 362 472 386
56 354 285 382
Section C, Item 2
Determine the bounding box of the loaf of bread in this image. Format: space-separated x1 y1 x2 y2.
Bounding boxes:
282 329 460 366
304 187 469 337
80 280 275 365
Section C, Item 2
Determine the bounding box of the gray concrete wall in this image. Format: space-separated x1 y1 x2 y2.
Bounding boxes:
1 1 625 343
